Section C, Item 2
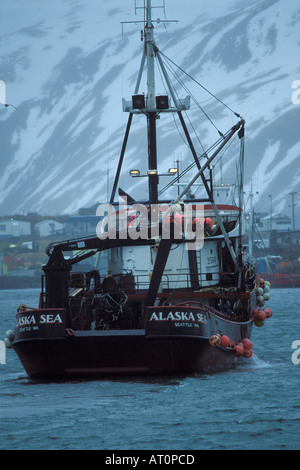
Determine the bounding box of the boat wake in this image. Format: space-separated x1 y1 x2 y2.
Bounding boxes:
249 354 272 369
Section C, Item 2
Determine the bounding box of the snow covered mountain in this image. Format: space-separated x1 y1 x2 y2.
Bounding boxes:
1 0 300 226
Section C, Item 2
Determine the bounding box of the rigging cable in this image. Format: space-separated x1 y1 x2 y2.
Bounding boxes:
159 50 242 119
158 126 234 196
156 55 206 156
159 52 224 138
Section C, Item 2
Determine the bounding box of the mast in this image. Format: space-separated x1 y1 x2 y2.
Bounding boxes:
111 1 182 205
145 0 158 204
112 1 244 270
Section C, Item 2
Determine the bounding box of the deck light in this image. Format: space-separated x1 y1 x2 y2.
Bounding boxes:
129 170 140 176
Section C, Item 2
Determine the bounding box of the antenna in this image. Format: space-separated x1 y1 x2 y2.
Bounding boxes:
289 191 297 230
135 0 166 15
122 0 177 28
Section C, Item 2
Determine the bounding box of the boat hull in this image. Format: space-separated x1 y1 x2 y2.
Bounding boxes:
12 306 253 378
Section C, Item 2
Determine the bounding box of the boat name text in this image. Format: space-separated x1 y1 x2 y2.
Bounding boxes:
149 311 206 323
16 313 63 327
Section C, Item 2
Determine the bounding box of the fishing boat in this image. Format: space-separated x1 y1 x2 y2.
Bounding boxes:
5 0 273 377
255 231 300 288
256 256 300 288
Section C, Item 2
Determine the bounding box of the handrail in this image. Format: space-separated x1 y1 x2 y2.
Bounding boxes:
41 269 236 300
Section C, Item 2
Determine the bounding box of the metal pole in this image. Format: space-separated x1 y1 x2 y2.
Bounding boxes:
146 0 156 109
145 0 158 203
109 113 133 204
289 191 297 230
269 194 272 231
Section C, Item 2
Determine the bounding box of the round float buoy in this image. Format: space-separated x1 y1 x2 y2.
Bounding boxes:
256 295 265 307
264 308 273 318
209 334 221 347
256 287 264 296
263 293 270 301
254 319 265 327
243 349 253 358
242 338 253 350
17 304 27 312
205 218 213 228
234 343 244 356
255 310 267 322
6 330 15 341
4 337 12 349
220 335 230 348
258 278 265 287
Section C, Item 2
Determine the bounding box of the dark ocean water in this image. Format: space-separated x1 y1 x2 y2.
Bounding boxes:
0 287 299 451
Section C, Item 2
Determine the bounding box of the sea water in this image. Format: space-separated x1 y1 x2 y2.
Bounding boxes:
0 287 299 450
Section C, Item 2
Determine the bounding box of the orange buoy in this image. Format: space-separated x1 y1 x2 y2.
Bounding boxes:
264 308 273 318
220 335 230 348
243 349 253 358
251 309 259 318
209 334 221 347
17 303 27 312
205 218 213 228
255 309 267 322
234 343 244 356
242 338 253 350
258 278 265 287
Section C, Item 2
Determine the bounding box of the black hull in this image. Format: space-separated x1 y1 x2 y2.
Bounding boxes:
12 307 253 378
13 337 239 378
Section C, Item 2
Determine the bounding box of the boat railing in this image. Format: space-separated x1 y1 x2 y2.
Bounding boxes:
40 268 236 304
69 270 236 293
133 272 212 291
40 270 237 305
133 271 236 292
